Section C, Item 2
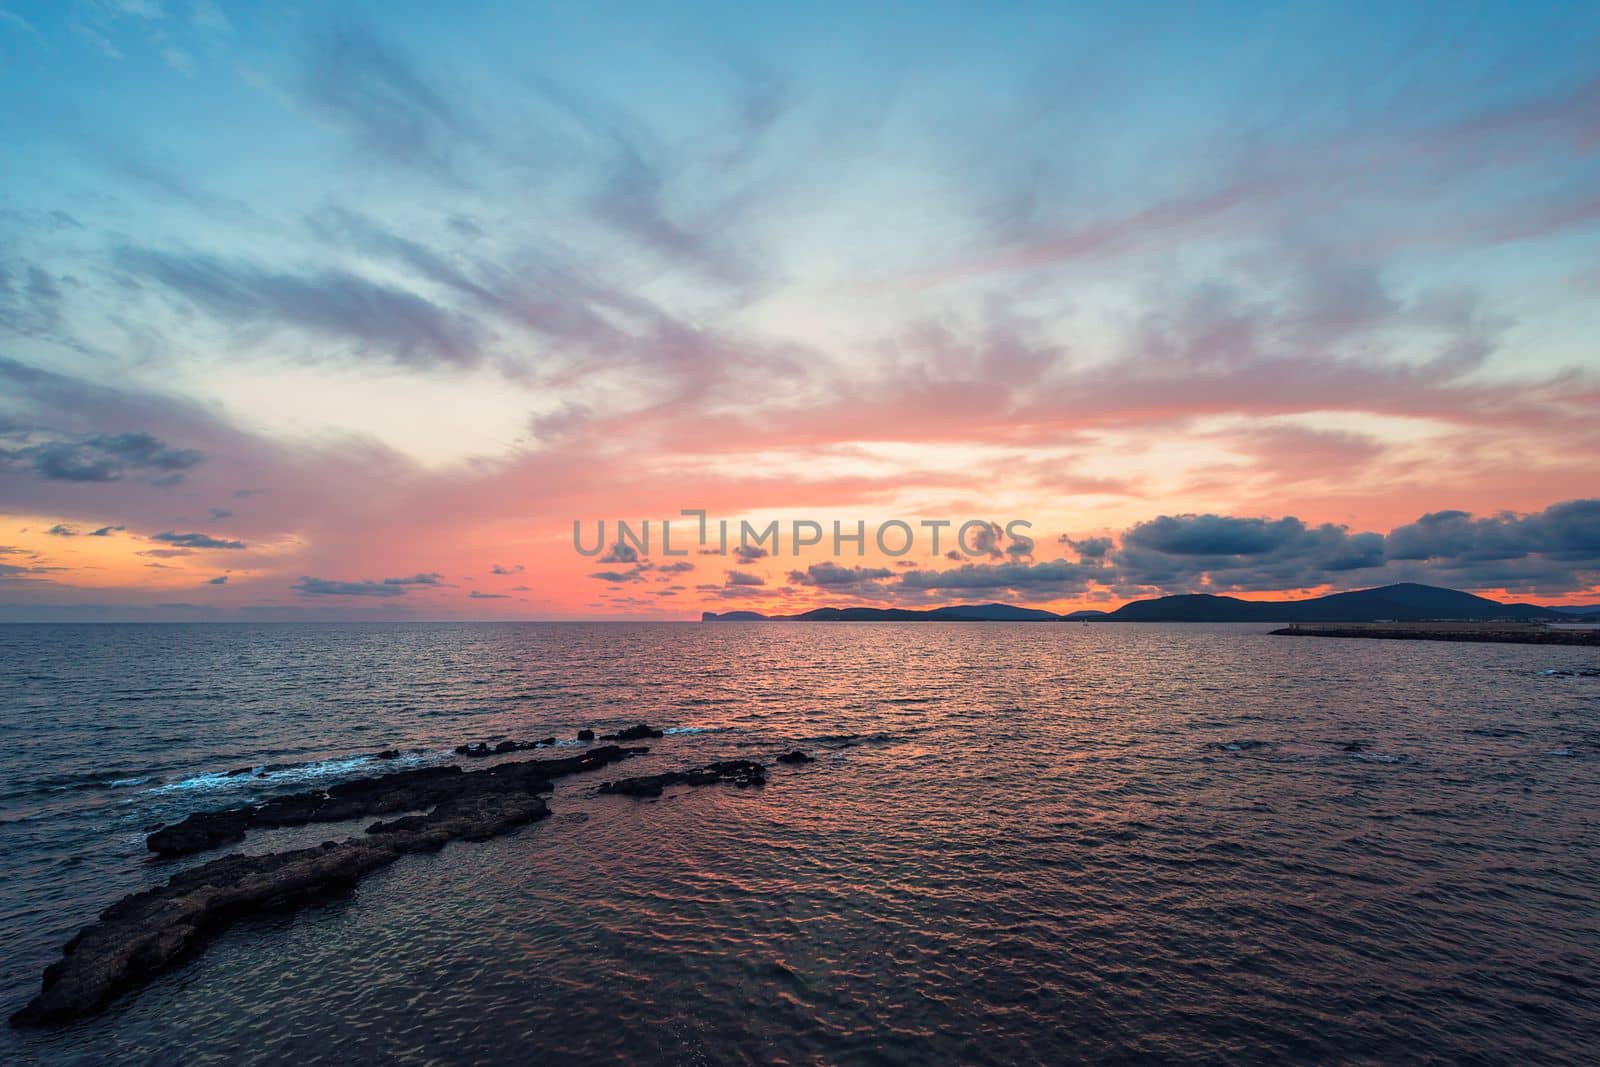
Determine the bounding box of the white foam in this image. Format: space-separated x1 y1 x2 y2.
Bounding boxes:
147 750 437 797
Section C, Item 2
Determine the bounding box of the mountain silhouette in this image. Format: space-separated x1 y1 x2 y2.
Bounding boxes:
701 584 1562 622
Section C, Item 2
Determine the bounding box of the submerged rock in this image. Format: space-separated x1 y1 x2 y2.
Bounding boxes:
146 746 642 858
10 841 405 1028
599 759 767 798
577 729 595 741
18 745 654 1028
454 737 557 758
601 723 665 741
775 751 814 764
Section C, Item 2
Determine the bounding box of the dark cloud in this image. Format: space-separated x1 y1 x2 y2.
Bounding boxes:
725 569 765 586
207 575 228 585
1104 499 1600 595
384 572 443 585
1061 535 1113 559
1378 499 1600 594
965 521 1006 560
1005 532 1034 560
468 590 510 599
152 531 247 550
0 561 55 580
89 525 124 536
1386 503 1600 563
208 508 233 520
598 543 640 564
1112 513 1385 592
1124 514 1306 557
490 563 524 575
47 523 76 537
657 561 695 574
293 577 406 597
116 247 482 369
894 559 1102 596
791 500 1600 604
590 566 647 583
787 562 895 587
0 429 204 484
733 544 768 564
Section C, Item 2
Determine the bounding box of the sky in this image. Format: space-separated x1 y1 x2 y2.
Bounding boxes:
1 0 1598 621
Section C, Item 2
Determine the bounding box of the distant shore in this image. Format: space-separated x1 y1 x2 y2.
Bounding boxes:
1270 623 1600 646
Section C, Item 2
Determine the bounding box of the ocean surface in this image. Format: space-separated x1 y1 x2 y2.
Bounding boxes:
0 622 1596 1065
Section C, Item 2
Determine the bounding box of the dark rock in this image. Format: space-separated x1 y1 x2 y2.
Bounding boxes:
577 729 595 741
599 759 767 798
146 746 639 858
775 751 813 765
375 749 400 760
601 723 665 741
19 745 653 1027
11 840 404 1028
1341 741 1365 752
457 737 559 758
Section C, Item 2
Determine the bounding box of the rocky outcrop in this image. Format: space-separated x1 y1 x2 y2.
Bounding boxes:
576 729 595 741
147 746 642 858
11 841 405 1028
454 737 557 757
599 759 766 798
601 723 664 741
16 745 652 1028
775 751 813 764
16 740 807 1028
12 788 562 1028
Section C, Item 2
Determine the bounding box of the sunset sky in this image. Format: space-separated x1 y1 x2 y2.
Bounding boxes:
2 1 1598 620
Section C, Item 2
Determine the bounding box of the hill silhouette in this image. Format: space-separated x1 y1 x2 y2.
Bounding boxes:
701 583 1562 623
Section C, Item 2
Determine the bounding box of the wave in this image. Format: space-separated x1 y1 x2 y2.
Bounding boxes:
1206 740 1270 752
799 731 902 748
146 748 440 798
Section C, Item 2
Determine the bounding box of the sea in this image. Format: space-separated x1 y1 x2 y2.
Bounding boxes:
0 622 1596 1065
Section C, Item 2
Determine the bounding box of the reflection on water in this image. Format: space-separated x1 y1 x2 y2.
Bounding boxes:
1 622 1597 1063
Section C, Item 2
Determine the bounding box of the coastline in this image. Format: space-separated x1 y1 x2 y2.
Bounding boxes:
1270 624 1600 646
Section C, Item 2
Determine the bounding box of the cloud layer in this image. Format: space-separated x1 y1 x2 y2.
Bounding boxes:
1 6 1597 618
